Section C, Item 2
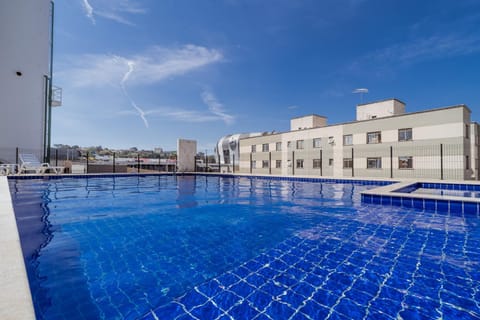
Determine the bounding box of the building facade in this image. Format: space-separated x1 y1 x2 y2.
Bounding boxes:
237 99 479 180
0 0 58 163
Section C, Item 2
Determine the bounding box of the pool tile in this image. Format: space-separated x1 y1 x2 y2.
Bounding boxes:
228 300 259 319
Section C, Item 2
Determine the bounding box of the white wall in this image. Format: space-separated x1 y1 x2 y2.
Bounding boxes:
0 0 51 163
356 99 405 121
177 139 197 172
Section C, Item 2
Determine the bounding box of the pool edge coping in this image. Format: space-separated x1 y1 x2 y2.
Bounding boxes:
0 176 36 320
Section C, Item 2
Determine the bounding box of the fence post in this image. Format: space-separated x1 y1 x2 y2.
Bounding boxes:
250 153 252 174
113 152 116 173
86 152 89 174
390 146 393 178
440 143 444 180
137 154 140 173
269 151 272 175
292 151 295 176
205 150 208 172
16 147 19 165
233 154 235 174
175 156 177 173
55 149 58 166
351 148 354 177
320 149 322 176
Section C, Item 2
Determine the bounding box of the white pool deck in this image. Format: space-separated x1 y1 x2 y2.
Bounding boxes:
0 176 35 320
1 173 480 319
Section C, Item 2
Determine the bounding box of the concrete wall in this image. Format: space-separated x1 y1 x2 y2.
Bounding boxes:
177 139 196 172
239 104 473 180
290 115 327 130
356 99 405 121
0 1 51 163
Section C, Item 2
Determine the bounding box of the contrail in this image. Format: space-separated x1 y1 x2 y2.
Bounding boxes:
120 60 150 128
82 0 95 24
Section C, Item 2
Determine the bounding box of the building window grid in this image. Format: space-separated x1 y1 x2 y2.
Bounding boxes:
296 159 304 169
262 143 269 152
328 159 334 166
398 156 413 169
398 128 412 142
466 155 470 170
313 159 321 168
276 142 282 151
343 158 353 169
252 160 256 169
313 138 322 148
466 124 470 139
296 140 304 150
251 145 256 153
276 160 281 168
262 160 269 168
343 134 353 146
367 157 382 169
367 131 381 144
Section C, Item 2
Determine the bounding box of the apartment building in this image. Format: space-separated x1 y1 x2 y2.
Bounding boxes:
235 99 479 180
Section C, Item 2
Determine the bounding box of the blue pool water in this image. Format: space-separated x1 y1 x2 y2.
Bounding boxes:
9 175 480 319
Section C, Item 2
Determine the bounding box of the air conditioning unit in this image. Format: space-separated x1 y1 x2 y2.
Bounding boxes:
328 136 335 145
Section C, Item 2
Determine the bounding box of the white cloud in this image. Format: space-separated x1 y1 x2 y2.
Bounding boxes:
201 91 235 125
57 45 223 88
287 105 299 109
80 0 146 26
117 106 232 124
371 34 480 64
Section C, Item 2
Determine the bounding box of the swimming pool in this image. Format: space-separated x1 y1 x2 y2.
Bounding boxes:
9 175 480 319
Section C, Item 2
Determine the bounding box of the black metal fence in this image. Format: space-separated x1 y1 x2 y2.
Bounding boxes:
246 143 477 180
0 147 177 174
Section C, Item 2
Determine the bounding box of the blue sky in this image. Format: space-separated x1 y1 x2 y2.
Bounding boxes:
52 0 480 152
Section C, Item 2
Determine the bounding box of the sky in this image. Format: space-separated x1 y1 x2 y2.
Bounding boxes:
52 0 480 152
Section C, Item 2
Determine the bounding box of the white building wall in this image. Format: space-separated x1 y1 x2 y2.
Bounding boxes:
177 139 197 172
238 103 473 180
0 0 51 163
356 99 405 121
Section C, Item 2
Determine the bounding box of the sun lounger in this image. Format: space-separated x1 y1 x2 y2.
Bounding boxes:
19 154 64 174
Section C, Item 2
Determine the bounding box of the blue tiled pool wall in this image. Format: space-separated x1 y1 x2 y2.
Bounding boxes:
143 204 480 320
362 193 480 216
394 182 480 193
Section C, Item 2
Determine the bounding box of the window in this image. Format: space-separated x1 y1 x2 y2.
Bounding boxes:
328 158 334 166
251 145 256 153
466 124 470 139
367 131 381 144
262 143 269 152
287 141 292 148
313 138 322 148
343 158 353 169
276 142 282 151
276 160 282 168
398 156 413 169
252 160 256 169
367 157 382 169
313 159 321 169
466 155 470 170
343 134 353 146
262 160 269 168
296 159 304 168
398 128 412 142
296 140 304 149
